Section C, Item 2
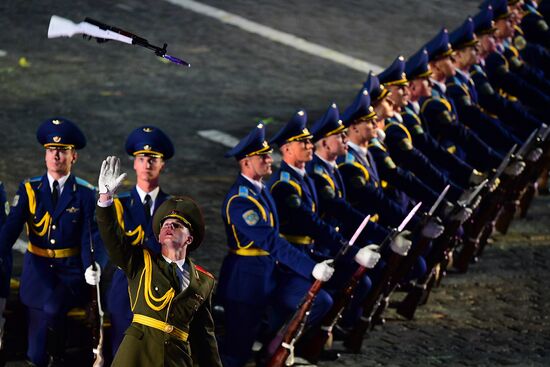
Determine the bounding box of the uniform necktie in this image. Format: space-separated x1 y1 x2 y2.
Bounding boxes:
170 262 184 292
52 180 59 207
143 194 152 222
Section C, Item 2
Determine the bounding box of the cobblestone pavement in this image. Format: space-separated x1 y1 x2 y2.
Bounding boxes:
1 0 549 366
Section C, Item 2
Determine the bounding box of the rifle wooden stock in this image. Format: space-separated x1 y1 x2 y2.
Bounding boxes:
266 280 323 367
344 253 402 353
299 266 366 363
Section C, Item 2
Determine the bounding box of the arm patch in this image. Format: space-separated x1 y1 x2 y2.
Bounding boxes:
398 138 413 151
285 194 302 208
436 111 453 125
319 185 336 200
242 209 260 226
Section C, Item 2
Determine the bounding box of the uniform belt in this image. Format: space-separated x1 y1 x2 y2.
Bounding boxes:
280 234 314 245
229 248 269 256
133 314 189 342
27 243 80 258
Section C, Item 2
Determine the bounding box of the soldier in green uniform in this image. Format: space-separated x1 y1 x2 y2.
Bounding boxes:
95 156 222 367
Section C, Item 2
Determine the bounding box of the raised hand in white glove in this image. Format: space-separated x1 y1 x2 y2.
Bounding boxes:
98 156 127 196
0 297 6 349
469 169 486 185
354 244 381 268
451 207 473 224
312 259 335 281
84 263 101 286
390 230 412 256
527 147 543 163
421 219 444 239
504 160 525 177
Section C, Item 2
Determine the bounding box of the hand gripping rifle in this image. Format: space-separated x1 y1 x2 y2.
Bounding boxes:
454 144 516 273
265 215 371 367
395 182 487 319
48 15 190 67
88 225 104 367
344 202 422 353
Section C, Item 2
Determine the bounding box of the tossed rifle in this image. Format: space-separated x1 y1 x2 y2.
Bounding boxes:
265 215 371 367
344 202 422 353
454 144 517 273
48 15 190 67
396 180 487 319
88 225 104 367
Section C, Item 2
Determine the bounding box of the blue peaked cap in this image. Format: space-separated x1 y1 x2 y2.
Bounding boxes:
311 103 346 142
378 56 408 86
449 17 478 50
224 123 272 160
405 48 432 80
125 125 175 160
36 117 86 149
473 5 497 35
424 28 453 61
269 109 312 146
341 88 376 127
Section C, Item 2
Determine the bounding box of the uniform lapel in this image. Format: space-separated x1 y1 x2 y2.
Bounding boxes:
131 188 147 225
39 175 55 215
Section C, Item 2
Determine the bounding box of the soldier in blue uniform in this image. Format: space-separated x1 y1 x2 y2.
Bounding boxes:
447 17 522 154
0 118 101 367
400 49 481 190
0 181 7 347
217 123 335 367
107 126 174 358
420 28 506 172
471 5 545 141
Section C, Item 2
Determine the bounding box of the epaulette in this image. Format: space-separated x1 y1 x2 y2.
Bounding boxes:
369 138 383 150
75 177 97 191
238 186 249 197
115 191 132 199
26 176 42 183
345 152 356 163
280 171 291 182
314 164 325 175
195 264 215 279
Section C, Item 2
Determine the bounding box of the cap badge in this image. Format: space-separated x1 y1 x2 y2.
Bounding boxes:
298 110 305 116
53 136 61 143
52 119 61 125
143 144 151 150
143 127 154 133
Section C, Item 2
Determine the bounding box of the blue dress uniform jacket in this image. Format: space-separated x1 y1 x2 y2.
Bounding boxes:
502 43 550 97
484 49 550 117
419 88 503 171
268 161 347 256
398 106 474 188
108 187 171 356
336 145 419 229
368 138 440 209
306 155 388 246
0 174 97 306
0 182 8 296
521 6 550 51
470 63 543 140
96 204 221 367
445 73 521 154
217 175 330 367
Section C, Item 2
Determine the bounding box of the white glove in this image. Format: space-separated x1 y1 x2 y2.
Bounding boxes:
85 263 101 286
469 169 486 185
527 147 543 163
98 156 127 195
0 297 6 350
504 160 525 177
354 244 381 268
421 219 444 239
390 230 412 256
312 259 335 281
451 207 473 224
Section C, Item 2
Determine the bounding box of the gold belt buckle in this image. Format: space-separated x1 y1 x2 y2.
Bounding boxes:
47 249 56 258
164 324 174 333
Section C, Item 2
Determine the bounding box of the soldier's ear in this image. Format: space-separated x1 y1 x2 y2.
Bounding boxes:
72 151 78 164
185 235 194 246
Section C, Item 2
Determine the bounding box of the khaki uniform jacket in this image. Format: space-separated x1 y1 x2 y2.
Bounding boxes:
97 204 222 367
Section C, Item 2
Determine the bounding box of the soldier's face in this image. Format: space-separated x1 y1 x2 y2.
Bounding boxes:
353 120 377 143
495 18 514 40
388 85 410 111
434 57 455 78
45 147 76 176
249 154 273 177
325 132 348 156
287 139 314 163
374 96 395 120
159 218 193 249
479 34 497 58
134 155 165 182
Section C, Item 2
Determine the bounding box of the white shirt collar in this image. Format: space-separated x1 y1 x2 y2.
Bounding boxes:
288 163 306 177
241 173 264 192
392 113 403 123
47 172 70 194
347 141 368 156
136 185 160 207
162 255 186 271
314 153 337 168
430 78 447 94
410 101 420 114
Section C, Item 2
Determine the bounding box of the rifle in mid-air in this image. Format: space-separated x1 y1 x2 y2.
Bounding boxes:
88 226 104 367
48 15 190 67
